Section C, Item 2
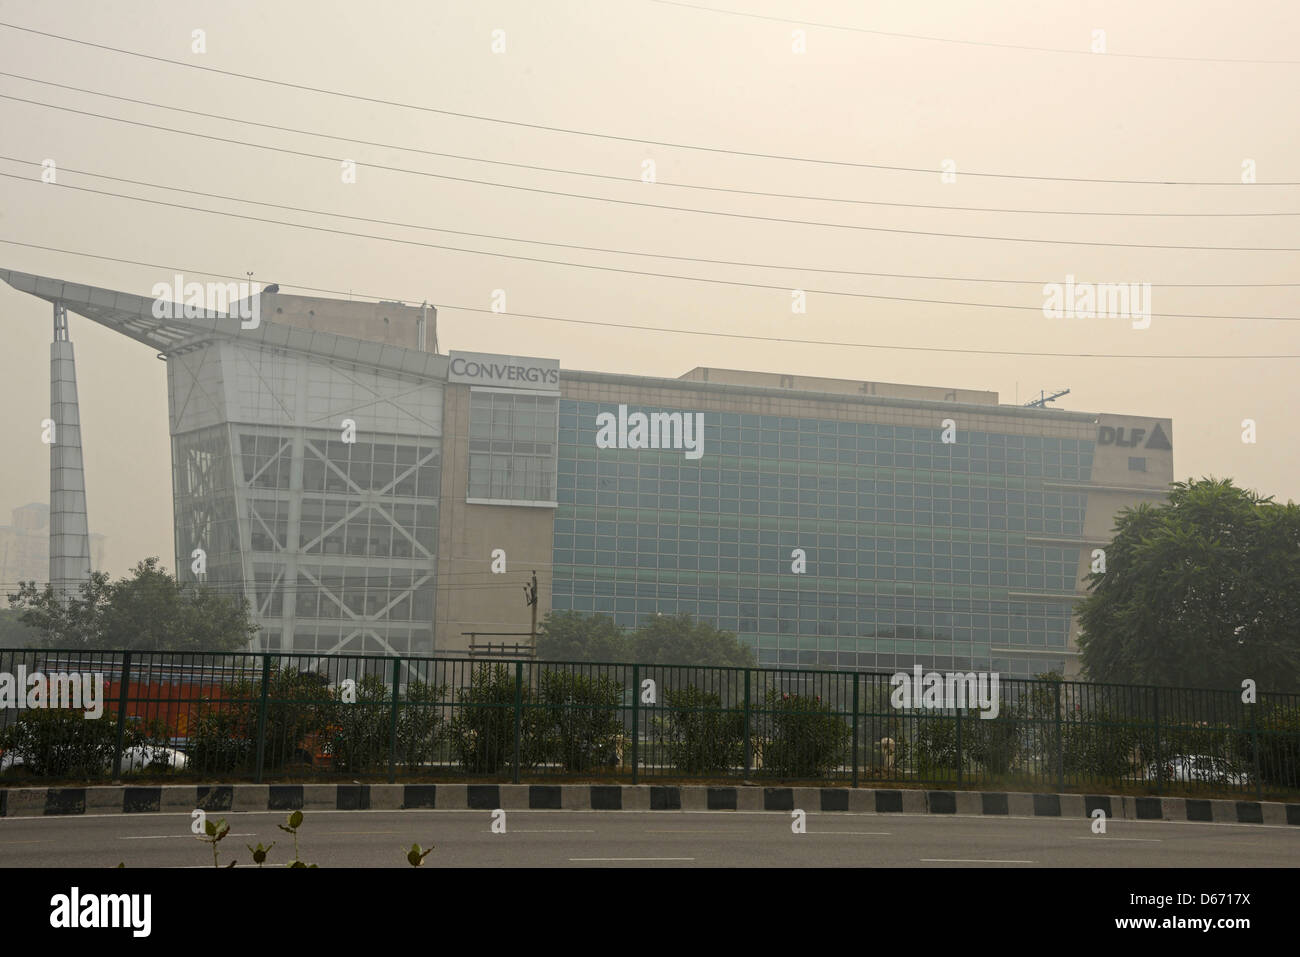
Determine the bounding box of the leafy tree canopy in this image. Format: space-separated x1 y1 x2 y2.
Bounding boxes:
1077 478 1300 691
7 557 260 652
535 610 633 662
0 607 40 648
536 610 755 667
632 612 756 667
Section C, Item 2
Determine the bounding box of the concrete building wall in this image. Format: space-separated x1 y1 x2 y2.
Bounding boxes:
678 367 999 406
260 293 434 351
434 382 554 656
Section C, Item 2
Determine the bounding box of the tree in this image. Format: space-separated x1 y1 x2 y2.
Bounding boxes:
1077 478 1300 690
0 607 41 647
632 613 756 668
8 557 260 652
535 610 757 667
535 610 633 662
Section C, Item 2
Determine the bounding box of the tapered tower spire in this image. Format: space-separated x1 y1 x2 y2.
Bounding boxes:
49 301 91 599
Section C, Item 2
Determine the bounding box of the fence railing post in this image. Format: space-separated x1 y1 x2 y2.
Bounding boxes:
1153 687 1163 796
851 672 860 788
1249 698 1263 801
631 664 640 786
955 703 963 789
387 657 401 784
743 668 752 777
111 651 133 781
511 660 523 785
253 654 271 784
1054 681 1064 793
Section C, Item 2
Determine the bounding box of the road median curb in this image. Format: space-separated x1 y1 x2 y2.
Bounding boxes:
2 783 1297 825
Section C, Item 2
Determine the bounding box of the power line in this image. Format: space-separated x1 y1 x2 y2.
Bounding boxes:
7 156 1297 294
8 95 1297 250
647 0 1300 66
4 235 1294 295
0 19 1295 184
2 237 1299 358
2 69 1293 218
6 174 1300 319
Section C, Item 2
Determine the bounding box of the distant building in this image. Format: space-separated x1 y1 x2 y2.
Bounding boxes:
1 269 1174 676
0 503 107 592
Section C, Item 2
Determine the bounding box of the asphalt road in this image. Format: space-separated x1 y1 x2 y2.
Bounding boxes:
2 809 1297 867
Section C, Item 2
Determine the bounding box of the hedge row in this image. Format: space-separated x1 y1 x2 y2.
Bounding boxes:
2 663 1298 788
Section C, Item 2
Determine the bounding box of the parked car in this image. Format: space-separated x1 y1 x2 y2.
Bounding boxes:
1145 754 1250 786
0 746 187 774
118 745 188 772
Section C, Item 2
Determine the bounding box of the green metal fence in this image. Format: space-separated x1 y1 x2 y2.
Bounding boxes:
0 648 1297 799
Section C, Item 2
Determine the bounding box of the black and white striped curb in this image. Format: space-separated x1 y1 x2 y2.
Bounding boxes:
1 785 1298 824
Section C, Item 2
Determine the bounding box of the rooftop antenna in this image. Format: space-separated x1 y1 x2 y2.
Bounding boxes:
1024 388 1070 408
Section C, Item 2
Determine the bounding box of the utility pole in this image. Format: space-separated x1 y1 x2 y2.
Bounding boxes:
522 570 539 648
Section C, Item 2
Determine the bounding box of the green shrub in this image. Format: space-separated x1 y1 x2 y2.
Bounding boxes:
1062 710 1142 778
449 664 530 774
535 670 625 773
396 679 447 769
184 666 332 773
963 713 1021 775
911 715 957 774
324 674 391 774
762 689 849 778
1242 703 1300 788
185 703 257 773
259 668 333 768
661 686 743 774
0 709 170 777
324 675 447 773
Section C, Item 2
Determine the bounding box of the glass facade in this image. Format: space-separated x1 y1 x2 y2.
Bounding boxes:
169 339 442 656
551 400 1091 677
467 390 558 504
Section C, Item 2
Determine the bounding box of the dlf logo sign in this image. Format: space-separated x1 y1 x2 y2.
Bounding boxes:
1098 423 1171 450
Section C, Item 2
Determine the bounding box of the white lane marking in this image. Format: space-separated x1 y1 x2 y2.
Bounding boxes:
921 858 1035 863
570 857 694 862
1070 837 1162 842
644 828 890 835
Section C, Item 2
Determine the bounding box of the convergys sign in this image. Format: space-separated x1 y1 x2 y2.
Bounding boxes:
448 351 559 389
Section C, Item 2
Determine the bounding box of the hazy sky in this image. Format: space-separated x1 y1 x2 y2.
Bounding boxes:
1 0 1296 579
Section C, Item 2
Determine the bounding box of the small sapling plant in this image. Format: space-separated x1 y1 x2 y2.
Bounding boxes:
405 842 434 867
196 817 235 868
277 810 317 867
